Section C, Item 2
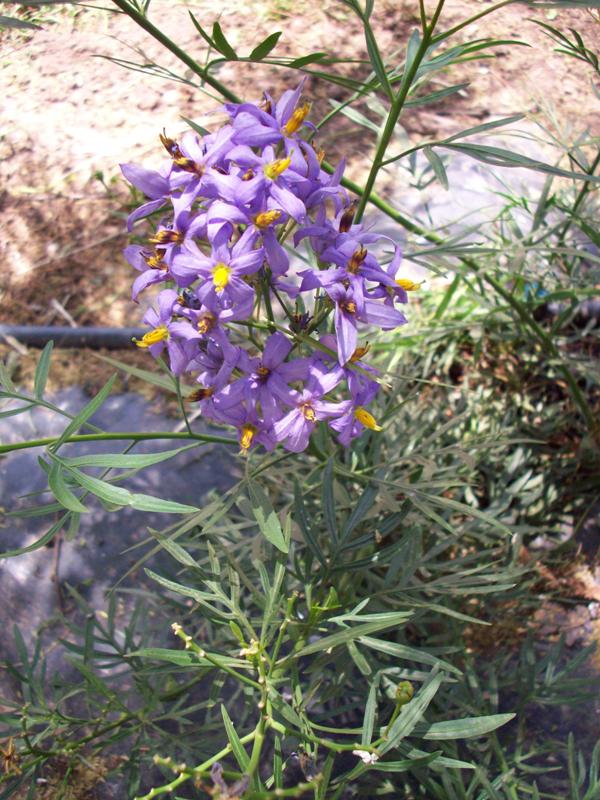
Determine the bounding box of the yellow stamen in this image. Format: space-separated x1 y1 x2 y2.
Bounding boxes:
395 278 422 292
301 403 316 422
339 202 358 233
197 313 216 334
341 300 357 315
348 245 367 274
212 263 231 292
350 344 371 362
241 168 255 181
354 407 382 431
150 229 183 245
257 365 270 378
283 102 311 136
240 424 256 454
264 154 292 180
254 210 282 229
187 386 214 402
173 156 203 175
134 325 169 349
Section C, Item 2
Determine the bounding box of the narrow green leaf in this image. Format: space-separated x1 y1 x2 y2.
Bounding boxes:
130 647 242 668
247 479 288 553
188 11 217 49
221 706 250 770
296 617 411 657
370 753 440 771
405 82 469 108
322 457 338 543
294 480 326 567
380 671 444 754
362 679 378 746
342 483 377 540
0 513 69 558
50 375 114 453
359 636 461 676
288 52 327 69
249 31 282 60
60 444 197 469
442 113 525 143
62 462 198 514
34 341 53 399
95 354 175 392
424 146 449 190
414 713 515 740
211 21 237 59
0 15 41 30
48 461 88 513
180 116 210 137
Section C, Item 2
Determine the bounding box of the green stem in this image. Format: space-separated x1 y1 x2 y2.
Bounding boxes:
109 0 240 103
430 0 515 45
135 731 257 799
0 430 237 456
354 0 446 222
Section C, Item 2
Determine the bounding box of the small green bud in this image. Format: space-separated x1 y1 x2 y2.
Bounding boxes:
395 681 414 707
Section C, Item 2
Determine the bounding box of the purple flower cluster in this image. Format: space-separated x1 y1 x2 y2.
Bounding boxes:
121 81 415 454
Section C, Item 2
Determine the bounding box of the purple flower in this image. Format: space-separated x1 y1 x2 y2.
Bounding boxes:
217 332 308 417
134 289 196 375
273 361 350 452
120 162 171 231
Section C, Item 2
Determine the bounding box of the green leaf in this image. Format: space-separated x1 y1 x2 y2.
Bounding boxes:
50 375 114 453
322 457 338 544
247 479 288 553
405 82 469 108
249 31 282 60
0 513 69 558
414 713 515 740
63 463 199 514
0 14 41 30
294 480 326 567
442 142 600 183
60 445 198 469
380 671 444 754
442 113 525 143
180 116 210 137
94 354 175 392
188 11 217 50
361 679 378 746
34 341 53 399
221 706 250 770
211 21 237 59
288 52 327 69
397 29 422 94
130 647 241 668
296 617 411 657
424 146 449 190
48 460 88 513
359 636 462 676
370 753 441 771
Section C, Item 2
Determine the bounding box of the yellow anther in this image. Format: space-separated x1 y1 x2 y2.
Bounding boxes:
283 102 311 136
264 154 292 180
254 210 282 228
187 386 214 402
212 263 231 291
239 424 256 454
197 313 217 334
350 344 371 362
134 325 169 348
341 300 357 315
348 245 367 274
301 403 316 422
150 229 183 245
354 407 382 431
395 278 422 292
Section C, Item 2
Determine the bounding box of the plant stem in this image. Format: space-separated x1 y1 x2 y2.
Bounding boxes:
109 0 241 103
354 0 447 223
430 0 515 45
0 430 237 456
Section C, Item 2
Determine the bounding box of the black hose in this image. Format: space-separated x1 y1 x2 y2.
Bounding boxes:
0 326 146 349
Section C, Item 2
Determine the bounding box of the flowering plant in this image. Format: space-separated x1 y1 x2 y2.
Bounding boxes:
122 82 414 454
